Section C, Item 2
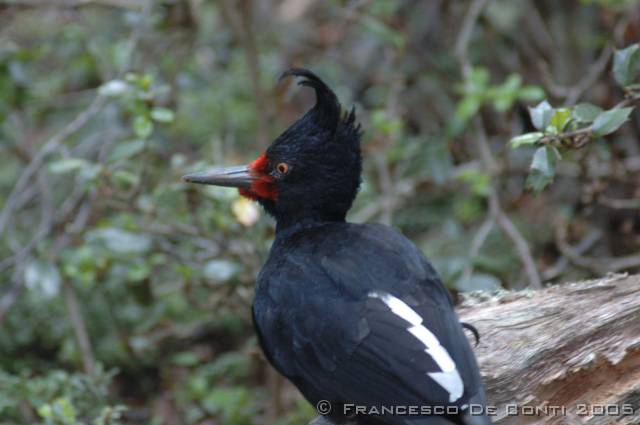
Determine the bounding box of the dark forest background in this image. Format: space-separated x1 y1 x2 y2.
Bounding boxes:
1 0 640 424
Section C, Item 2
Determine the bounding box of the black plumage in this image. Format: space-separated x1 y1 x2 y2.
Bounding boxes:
183 69 490 425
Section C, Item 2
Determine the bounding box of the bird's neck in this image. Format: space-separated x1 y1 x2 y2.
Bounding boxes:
275 211 346 239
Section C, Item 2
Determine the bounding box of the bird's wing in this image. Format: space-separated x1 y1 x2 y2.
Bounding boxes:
254 224 483 421
288 286 480 409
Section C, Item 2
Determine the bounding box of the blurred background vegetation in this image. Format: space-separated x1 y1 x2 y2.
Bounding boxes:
1 0 640 423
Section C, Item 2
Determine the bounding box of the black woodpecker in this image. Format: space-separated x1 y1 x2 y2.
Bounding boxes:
183 69 490 425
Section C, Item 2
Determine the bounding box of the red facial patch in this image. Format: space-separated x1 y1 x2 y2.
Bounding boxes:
239 154 277 201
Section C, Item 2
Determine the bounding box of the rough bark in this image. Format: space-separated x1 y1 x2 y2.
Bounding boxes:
458 273 640 425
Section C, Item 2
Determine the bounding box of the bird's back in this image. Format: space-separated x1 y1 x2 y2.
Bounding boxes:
253 222 488 425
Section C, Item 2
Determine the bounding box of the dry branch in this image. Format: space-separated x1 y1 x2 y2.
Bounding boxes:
459 273 640 424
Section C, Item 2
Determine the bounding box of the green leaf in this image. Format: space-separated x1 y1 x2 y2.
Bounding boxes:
38 398 76 425
37 404 53 419
371 109 403 136
503 74 522 93
369 0 402 17
456 96 482 122
526 146 556 192
24 260 61 299
361 16 405 49
109 139 146 161
126 261 150 282
530 146 556 176
573 103 603 123
171 351 201 367
424 138 453 184
529 100 554 130
518 85 545 102
94 406 126 425
469 67 490 92
133 115 153 138
457 169 491 197
509 131 544 148
613 44 640 87
88 228 152 254
111 170 140 187
203 260 239 282
54 398 77 424
492 95 515 112
526 170 553 192
592 107 634 137
484 0 522 32
150 107 175 123
48 158 89 174
550 108 572 131
138 74 153 90
79 163 102 181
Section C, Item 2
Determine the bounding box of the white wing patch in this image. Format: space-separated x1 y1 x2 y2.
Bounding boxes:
368 291 464 402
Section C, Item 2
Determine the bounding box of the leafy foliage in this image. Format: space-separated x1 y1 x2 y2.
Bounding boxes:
510 43 640 192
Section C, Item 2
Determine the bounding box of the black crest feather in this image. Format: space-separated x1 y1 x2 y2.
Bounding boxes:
280 68 341 133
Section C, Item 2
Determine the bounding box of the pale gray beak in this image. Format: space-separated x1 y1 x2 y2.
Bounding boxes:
182 165 254 188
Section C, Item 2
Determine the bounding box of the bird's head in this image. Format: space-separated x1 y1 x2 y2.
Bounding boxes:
183 69 362 227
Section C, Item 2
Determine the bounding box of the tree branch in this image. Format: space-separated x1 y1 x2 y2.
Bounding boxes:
63 280 96 375
459 273 640 424
454 0 489 68
555 221 640 274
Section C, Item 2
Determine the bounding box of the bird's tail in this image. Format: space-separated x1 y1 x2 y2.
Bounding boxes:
458 387 492 425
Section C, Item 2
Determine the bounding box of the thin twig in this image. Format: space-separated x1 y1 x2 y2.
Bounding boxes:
566 45 613 106
221 0 270 147
454 0 489 69
537 45 613 105
543 228 601 280
490 191 542 288
523 0 554 55
555 221 640 274
598 195 640 210
63 280 96 375
461 216 495 284
473 116 499 174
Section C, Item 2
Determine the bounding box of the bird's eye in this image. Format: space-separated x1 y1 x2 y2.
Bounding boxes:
276 162 290 175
